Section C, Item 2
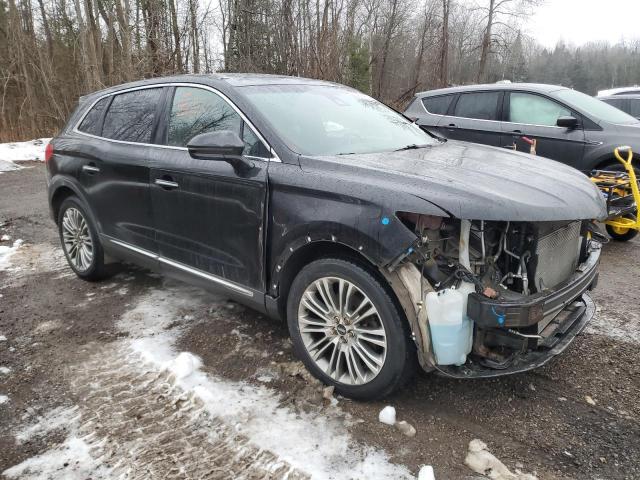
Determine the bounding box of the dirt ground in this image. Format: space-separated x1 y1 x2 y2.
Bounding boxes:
1 163 639 479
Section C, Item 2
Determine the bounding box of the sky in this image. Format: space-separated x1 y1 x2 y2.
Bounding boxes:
524 0 640 48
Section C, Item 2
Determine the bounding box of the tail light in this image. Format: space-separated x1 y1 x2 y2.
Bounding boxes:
44 143 53 163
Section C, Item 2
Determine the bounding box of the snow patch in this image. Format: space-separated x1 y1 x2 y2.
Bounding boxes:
15 406 81 444
0 335 7 342
0 366 10 375
0 239 24 271
124 282 414 480
3 435 112 479
0 395 9 404
0 138 51 175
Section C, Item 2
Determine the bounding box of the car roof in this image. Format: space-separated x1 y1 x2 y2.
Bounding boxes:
79 73 339 102
597 86 640 97
599 94 640 100
415 83 569 98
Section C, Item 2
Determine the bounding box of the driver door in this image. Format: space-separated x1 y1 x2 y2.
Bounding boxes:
150 86 271 292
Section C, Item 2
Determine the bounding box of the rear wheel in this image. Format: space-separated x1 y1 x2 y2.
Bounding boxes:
606 215 639 241
58 197 107 280
286 258 416 400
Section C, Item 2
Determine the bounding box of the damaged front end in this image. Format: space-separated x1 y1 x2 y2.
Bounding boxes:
388 213 601 378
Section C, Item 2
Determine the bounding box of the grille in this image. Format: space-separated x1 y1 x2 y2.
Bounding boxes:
533 221 581 291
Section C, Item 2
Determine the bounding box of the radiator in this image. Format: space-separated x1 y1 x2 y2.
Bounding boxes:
533 221 582 291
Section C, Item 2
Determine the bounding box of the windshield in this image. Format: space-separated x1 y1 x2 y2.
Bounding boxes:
556 89 639 125
240 84 434 156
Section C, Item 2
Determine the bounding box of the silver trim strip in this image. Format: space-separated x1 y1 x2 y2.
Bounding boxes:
73 82 281 162
108 238 254 297
155 179 179 188
82 165 100 173
110 239 158 259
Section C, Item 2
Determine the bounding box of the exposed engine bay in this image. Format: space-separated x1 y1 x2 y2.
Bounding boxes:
395 213 601 374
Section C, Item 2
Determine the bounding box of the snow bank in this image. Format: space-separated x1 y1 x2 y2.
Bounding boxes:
124 282 414 480
0 138 51 174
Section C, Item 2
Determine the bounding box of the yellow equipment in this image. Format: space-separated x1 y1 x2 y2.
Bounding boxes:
590 146 640 241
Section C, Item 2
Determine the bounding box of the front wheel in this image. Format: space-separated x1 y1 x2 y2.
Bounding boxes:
286 258 416 400
58 197 107 280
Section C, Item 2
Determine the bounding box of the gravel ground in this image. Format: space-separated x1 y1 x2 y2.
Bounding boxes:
1 164 639 479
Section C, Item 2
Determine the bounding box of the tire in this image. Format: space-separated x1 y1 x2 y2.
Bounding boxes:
57 196 107 281
286 258 416 400
606 215 639 242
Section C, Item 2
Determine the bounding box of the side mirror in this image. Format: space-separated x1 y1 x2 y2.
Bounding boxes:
557 116 579 129
187 130 245 159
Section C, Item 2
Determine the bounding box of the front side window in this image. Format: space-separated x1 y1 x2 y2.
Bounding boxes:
167 87 269 158
509 92 571 126
240 84 434 156
556 88 638 125
78 97 109 136
453 92 501 121
423 95 454 115
168 87 241 147
102 88 162 143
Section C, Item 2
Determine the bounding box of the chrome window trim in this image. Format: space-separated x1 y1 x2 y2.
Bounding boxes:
73 82 281 162
108 237 254 297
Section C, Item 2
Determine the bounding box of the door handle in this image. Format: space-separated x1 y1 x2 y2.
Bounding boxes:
155 178 179 190
82 164 100 174
447 123 457 128
511 129 523 135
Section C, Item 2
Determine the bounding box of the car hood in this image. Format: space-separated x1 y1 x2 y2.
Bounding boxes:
308 140 607 221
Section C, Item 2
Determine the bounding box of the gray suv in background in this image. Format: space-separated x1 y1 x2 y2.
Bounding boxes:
405 83 640 172
600 95 640 120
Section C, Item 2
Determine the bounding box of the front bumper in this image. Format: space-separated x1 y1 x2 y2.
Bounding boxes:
436 292 595 379
467 246 600 329
434 246 600 379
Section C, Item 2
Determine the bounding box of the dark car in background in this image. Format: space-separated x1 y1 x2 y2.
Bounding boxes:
600 94 640 120
46 74 605 400
405 83 640 172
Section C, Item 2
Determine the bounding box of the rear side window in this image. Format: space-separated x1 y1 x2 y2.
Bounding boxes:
422 95 454 115
509 92 571 126
453 92 501 120
102 88 163 143
167 87 241 147
78 97 109 136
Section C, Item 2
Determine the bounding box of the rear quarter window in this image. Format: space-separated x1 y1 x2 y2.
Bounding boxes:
78 97 109 136
102 88 163 143
422 95 454 115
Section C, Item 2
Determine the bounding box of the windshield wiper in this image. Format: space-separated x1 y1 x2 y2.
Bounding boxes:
394 144 429 151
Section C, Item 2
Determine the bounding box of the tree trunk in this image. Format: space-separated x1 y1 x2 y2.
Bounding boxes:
438 0 449 87
477 0 494 82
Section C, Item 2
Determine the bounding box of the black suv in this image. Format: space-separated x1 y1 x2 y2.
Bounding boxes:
405 83 640 172
47 74 605 399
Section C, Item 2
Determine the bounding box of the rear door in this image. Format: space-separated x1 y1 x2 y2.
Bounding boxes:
76 86 165 253
150 85 270 293
436 91 504 146
501 91 586 167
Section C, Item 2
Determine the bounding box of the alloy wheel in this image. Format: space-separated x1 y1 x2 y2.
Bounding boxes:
61 207 94 272
297 276 387 385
